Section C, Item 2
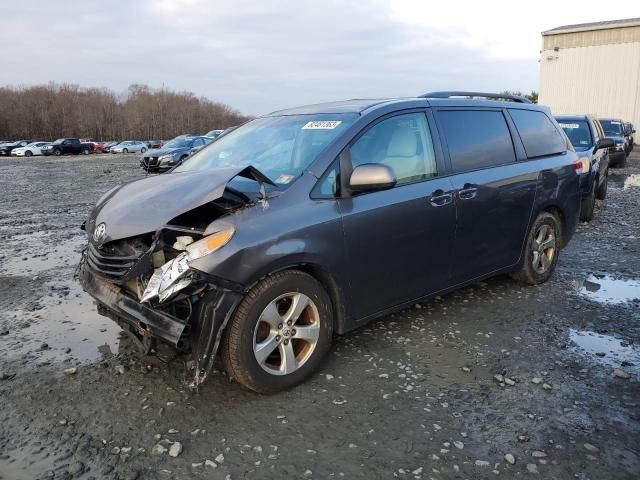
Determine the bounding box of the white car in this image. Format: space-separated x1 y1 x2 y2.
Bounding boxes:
12 142 51 157
111 141 148 154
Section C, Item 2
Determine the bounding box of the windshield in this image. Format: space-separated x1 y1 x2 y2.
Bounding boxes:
600 120 623 136
558 121 592 150
53 139 65 144
175 114 358 186
164 138 192 149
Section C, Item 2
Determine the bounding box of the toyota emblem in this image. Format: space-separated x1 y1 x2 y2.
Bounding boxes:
93 223 107 242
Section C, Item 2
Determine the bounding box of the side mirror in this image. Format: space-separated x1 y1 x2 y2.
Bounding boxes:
349 163 397 192
596 138 615 150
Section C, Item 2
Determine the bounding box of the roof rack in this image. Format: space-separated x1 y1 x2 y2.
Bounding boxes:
419 91 532 104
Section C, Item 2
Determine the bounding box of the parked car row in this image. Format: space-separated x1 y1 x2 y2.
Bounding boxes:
555 115 635 223
0 131 229 158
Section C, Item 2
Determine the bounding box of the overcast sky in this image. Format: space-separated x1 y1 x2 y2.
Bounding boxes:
1 1 638 115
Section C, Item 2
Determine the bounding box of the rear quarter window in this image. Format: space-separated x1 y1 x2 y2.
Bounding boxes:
509 109 566 158
438 110 516 173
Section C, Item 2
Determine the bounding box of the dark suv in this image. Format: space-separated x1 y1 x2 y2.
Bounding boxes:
599 119 628 167
42 138 86 156
556 115 613 222
79 91 581 393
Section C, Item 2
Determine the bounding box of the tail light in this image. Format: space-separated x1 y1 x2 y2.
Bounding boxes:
574 157 589 174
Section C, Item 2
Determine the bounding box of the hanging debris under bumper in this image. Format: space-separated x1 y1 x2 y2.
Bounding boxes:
78 259 243 385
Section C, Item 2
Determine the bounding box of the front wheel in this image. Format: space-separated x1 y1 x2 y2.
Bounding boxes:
221 270 333 393
122 148 128 154
580 181 596 222
511 212 562 285
54 149 62 156
141 147 147 153
82 148 90 155
25 150 32 157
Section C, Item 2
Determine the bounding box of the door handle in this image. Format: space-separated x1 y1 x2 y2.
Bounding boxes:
458 183 478 200
429 189 453 207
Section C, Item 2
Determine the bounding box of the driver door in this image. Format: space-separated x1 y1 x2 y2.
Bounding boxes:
337 112 457 321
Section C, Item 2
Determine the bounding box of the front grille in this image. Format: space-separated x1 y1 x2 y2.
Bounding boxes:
86 243 142 281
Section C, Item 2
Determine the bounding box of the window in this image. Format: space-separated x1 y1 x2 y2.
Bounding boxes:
438 110 515 172
509 109 566 158
176 113 357 188
312 160 340 198
192 138 205 147
558 120 592 150
349 112 437 185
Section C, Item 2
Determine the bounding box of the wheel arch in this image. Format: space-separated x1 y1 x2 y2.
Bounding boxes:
541 205 566 247
243 258 348 335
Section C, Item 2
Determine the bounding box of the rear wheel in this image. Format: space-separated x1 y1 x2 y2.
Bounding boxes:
221 270 333 394
511 211 561 285
596 171 608 200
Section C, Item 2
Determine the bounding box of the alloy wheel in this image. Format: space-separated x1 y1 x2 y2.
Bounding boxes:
531 224 556 274
253 292 320 375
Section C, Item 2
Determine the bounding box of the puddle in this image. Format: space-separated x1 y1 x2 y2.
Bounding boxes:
570 329 640 376
609 172 640 190
0 231 85 276
577 274 640 305
1 279 122 368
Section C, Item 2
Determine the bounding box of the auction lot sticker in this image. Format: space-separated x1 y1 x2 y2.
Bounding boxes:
559 123 580 129
302 121 342 130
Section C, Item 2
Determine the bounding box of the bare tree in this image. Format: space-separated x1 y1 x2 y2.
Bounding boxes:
0 83 250 140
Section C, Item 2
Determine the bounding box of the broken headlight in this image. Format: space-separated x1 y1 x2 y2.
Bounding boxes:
140 225 235 303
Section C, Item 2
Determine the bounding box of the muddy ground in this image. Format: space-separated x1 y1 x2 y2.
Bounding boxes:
0 152 639 480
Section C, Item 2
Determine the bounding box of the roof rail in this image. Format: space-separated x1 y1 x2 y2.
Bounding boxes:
419 91 532 104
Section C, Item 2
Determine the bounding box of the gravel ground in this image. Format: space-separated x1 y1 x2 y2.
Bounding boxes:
0 152 639 480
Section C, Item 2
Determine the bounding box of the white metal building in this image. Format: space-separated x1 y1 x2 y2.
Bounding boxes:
539 18 640 130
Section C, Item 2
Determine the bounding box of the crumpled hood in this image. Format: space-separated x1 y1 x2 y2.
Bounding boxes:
144 146 188 157
88 166 255 244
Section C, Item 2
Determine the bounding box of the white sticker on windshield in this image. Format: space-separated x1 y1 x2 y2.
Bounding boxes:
559 123 580 129
302 121 342 130
275 174 295 184
611 121 621 124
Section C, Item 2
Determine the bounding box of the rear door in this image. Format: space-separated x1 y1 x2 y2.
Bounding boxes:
337 111 457 320
434 108 538 283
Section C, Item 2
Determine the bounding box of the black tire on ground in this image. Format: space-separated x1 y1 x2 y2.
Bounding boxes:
511 211 562 285
82 148 90 155
54 149 62 156
596 171 608 200
141 147 147 153
25 150 32 157
122 148 128 154
221 270 334 394
580 181 596 223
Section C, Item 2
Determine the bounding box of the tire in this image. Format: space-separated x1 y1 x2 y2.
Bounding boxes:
141 147 147 153
221 270 333 394
580 181 596 223
25 150 32 157
82 148 90 155
511 211 562 285
122 148 128 154
596 171 608 200
54 149 62 156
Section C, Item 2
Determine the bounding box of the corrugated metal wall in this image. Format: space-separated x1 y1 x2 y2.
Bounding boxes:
539 42 640 132
543 25 640 50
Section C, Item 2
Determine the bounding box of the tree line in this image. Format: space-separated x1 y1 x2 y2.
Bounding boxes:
0 83 250 141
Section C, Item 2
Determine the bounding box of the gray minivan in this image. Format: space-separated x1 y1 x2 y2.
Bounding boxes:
80 92 581 393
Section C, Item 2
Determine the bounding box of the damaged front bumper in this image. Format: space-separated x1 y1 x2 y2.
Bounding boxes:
78 256 242 385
